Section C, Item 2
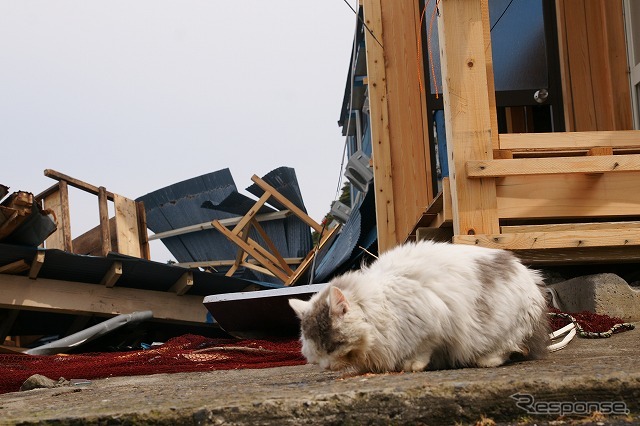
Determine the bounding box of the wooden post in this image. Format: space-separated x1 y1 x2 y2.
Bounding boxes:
437 0 500 238
98 186 111 256
58 181 73 252
114 194 142 258
362 0 434 252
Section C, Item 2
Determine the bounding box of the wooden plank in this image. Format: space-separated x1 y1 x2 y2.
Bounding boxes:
250 175 323 234
502 221 640 234
42 188 65 250
58 181 73 252
169 271 193 296
175 258 303 269
226 227 250 277
603 0 633 130
100 261 122 288
0 260 29 274
493 150 513 159
362 0 396 252
421 177 453 229
285 225 341 286
379 0 434 246
0 274 209 324
98 186 111 256
250 218 294 275
212 219 290 283
240 262 276 277
113 194 142 258
44 169 115 200
0 310 19 343
28 251 45 279
147 210 290 241
585 1 614 130
0 209 24 240
563 0 597 130
587 146 613 156
555 0 575 131
415 227 453 243
467 154 640 177
136 201 150 260
481 0 499 150
499 131 640 151
437 0 499 236
515 246 640 265
230 191 272 235
496 173 640 220
72 217 117 256
454 228 640 250
243 236 292 275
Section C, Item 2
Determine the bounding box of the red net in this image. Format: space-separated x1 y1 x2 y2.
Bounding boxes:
548 308 633 335
0 334 305 395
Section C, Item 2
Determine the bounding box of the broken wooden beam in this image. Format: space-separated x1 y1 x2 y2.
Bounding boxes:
28 251 45 279
101 261 123 288
147 210 290 241
169 271 193 296
0 260 29 274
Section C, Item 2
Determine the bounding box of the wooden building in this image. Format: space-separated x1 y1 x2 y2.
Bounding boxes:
340 0 640 264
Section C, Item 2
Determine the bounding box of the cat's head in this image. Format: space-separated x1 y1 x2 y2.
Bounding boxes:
289 285 370 371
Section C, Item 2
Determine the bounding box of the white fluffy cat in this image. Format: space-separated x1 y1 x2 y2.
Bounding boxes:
289 240 549 373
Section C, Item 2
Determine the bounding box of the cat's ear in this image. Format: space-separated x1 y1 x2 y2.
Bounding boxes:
288 298 310 318
329 286 350 317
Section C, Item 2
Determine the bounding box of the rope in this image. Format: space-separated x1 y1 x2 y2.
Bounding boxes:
549 311 635 339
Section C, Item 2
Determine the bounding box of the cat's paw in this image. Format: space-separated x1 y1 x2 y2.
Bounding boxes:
475 353 507 368
403 359 429 372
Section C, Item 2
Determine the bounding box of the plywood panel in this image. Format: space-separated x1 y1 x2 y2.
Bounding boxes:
114 194 141 258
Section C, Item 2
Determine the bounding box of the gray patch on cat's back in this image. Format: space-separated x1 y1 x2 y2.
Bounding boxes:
475 250 519 322
476 250 519 290
301 297 344 354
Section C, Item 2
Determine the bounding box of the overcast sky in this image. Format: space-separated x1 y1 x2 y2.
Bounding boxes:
0 1 356 262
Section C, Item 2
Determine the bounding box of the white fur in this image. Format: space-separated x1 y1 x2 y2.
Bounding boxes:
289 240 548 373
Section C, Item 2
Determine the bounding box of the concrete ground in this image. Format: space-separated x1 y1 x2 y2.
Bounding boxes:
0 325 638 425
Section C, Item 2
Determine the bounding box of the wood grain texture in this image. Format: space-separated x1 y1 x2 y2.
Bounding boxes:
114 194 141 258
466 154 640 177
499 131 640 150
496 173 640 219
0 274 208 324
454 228 640 250
437 0 499 236
362 0 396 252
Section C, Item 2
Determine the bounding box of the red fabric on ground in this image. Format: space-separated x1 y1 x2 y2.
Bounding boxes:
1 311 634 395
548 308 631 334
0 334 305 395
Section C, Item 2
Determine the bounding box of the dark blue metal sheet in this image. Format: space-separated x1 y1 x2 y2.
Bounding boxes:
313 185 376 282
0 243 275 296
136 168 313 284
136 169 240 264
202 191 276 216
246 167 306 212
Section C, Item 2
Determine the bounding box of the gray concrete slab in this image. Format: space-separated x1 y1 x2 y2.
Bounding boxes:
1 327 638 425
549 274 640 321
